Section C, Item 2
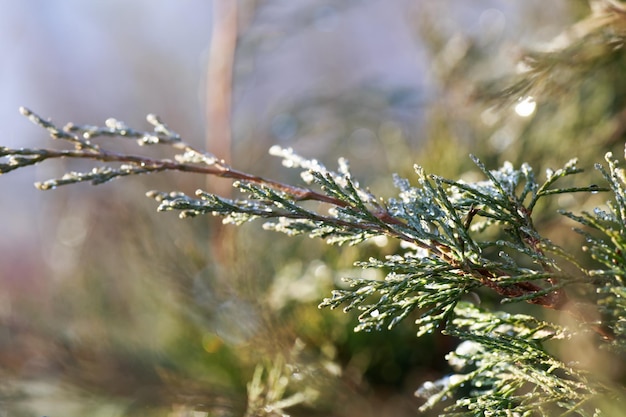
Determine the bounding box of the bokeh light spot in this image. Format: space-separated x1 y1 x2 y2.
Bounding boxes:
514 96 536 117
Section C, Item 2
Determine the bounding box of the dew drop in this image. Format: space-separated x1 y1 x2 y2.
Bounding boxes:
514 96 536 117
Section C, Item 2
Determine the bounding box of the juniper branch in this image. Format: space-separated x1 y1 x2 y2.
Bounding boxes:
3 108 616 342
3 109 608 315
6 108 381 209
4 108 626 414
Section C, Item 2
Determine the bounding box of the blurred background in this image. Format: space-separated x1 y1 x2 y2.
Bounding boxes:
0 0 619 416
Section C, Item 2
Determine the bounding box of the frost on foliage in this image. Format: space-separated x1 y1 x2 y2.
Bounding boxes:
415 302 602 416
319 251 475 336
4 110 626 416
560 153 626 352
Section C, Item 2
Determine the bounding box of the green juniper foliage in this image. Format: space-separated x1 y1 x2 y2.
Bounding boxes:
1 107 626 415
